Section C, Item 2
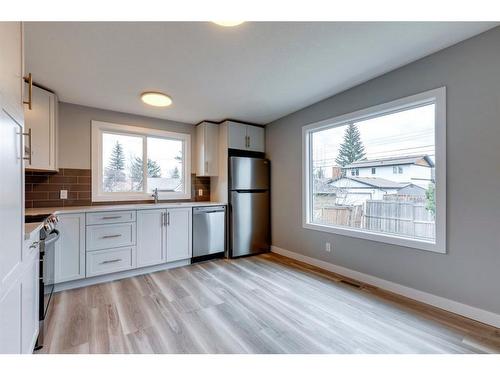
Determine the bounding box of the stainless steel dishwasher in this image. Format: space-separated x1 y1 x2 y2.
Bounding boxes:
192 206 226 262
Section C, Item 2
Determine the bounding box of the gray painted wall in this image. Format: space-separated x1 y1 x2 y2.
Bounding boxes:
266 27 500 314
58 102 195 169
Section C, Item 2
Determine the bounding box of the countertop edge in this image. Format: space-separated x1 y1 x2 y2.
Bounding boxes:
24 201 226 239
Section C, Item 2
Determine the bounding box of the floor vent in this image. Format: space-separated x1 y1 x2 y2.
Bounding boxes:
340 279 362 289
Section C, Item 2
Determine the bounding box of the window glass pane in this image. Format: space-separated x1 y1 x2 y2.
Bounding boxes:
102 132 143 192
311 103 436 241
146 137 184 193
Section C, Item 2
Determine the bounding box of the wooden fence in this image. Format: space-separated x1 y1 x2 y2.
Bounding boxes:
364 200 435 240
314 199 435 240
315 205 363 228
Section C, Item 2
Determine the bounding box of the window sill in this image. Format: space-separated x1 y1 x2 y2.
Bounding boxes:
303 221 445 254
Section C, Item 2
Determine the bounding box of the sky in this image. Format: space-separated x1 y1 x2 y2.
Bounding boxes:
312 103 435 170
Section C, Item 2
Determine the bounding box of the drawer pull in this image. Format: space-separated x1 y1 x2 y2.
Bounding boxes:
101 216 122 220
100 259 122 265
101 234 122 239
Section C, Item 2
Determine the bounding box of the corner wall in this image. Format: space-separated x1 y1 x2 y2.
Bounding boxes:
266 26 500 316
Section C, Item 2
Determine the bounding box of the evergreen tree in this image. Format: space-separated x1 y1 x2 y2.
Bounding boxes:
335 124 366 167
147 159 161 178
104 141 126 191
171 166 180 179
130 156 162 190
425 183 436 215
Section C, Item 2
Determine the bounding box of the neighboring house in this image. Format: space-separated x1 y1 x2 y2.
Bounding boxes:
343 155 434 188
330 176 407 205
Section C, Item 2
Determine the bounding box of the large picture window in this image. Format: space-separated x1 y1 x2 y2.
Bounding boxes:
302 88 446 253
92 121 191 201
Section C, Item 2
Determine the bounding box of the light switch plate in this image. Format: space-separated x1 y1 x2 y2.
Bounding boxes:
198 189 203 197
60 189 68 199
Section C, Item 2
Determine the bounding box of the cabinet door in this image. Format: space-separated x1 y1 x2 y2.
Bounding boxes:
137 209 166 267
166 208 192 262
0 109 24 292
21 250 39 354
205 123 219 176
246 125 265 153
0 22 23 125
195 123 205 176
0 281 22 354
24 86 57 171
55 213 86 283
227 122 247 150
196 122 219 176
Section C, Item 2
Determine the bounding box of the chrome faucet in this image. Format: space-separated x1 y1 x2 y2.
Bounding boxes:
152 188 159 204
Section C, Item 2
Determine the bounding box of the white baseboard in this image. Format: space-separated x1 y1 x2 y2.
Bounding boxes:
54 259 191 292
271 245 500 328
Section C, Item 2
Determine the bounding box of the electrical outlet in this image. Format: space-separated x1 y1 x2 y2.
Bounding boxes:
60 190 68 200
198 189 203 197
325 242 331 252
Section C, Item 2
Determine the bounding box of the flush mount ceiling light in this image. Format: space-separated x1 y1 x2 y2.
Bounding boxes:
141 92 172 107
212 21 245 27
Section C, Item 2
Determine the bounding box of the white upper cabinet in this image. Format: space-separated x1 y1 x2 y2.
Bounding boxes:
196 122 219 176
226 121 265 152
24 85 58 171
0 22 24 125
227 122 248 150
166 207 192 262
246 125 265 152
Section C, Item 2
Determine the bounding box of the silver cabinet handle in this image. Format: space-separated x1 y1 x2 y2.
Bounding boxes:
23 73 33 110
161 211 165 227
101 234 122 239
167 212 170 226
22 128 32 165
101 215 122 220
100 259 121 265
247 135 251 148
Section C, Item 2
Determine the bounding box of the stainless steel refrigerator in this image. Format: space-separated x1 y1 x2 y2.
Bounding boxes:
229 156 270 257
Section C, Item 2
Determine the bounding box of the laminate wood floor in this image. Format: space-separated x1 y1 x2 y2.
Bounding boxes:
38 253 500 354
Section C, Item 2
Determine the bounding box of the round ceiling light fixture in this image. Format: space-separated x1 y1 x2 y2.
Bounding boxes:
212 21 245 27
141 92 172 107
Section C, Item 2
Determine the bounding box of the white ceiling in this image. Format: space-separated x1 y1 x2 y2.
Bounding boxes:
25 22 497 125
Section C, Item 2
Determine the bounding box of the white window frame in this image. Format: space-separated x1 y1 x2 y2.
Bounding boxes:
92 121 191 202
302 87 446 253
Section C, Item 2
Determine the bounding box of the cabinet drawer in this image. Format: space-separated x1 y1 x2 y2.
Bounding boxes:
86 222 136 251
86 210 136 225
86 247 135 277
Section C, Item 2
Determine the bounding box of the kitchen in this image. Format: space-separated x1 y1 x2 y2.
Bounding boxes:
2 13 500 369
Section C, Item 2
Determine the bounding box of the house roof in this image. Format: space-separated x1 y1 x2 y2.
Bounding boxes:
334 176 409 189
314 179 338 194
343 155 434 169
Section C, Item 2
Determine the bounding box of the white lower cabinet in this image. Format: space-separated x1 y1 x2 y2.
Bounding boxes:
55 213 86 283
0 244 39 354
0 281 22 353
166 208 192 262
54 207 195 286
21 250 39 353
136 209 166 268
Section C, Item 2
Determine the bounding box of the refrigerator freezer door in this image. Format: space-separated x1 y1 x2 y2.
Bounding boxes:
231 190 270 257
230 157 270 191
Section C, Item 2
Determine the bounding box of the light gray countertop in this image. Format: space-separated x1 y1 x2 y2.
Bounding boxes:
24 201 226 240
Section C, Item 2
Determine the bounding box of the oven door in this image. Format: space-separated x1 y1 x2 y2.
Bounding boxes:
41 229 58 318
